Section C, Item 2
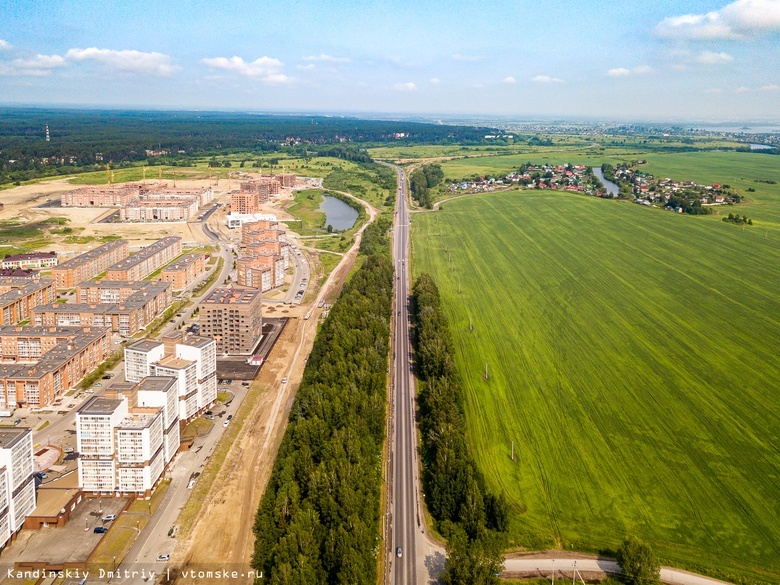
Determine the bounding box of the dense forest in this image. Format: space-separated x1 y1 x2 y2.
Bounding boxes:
411 274 507 584
0 108 493 184
252 224 393 583
409 164 444 208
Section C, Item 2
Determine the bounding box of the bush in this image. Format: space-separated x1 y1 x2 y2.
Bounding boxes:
616 536 660 585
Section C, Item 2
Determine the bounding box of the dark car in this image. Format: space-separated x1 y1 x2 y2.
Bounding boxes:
94 527 108 534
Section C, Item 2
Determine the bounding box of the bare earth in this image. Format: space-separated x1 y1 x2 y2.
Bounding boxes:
168 196 379 584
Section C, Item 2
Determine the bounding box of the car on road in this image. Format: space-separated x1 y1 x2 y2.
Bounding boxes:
85 389 95 394
187 478 196 489
64 447 74 453
36 471 47 479
396 546 403 558
93 382 101 387
398 311 401 316
94 527 108 534
101 514 117 522
227 414 233 421
281 377 287 384
223 420 229 428
13 418 21 426
156 554 170 562
205 410 213 416
225 380 232 385
242 381 250 386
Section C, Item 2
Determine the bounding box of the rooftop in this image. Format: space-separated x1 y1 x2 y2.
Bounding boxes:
136 376 176 394
117 408 160 430
106 237 181 273
0 427 31 450
202 287 261 306
126 339 163 353
161 252 204 273
3 252 57 262
54 240 127 270
78 396 123 416
156 355 193 370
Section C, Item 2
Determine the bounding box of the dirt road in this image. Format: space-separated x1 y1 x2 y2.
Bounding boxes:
168 195 379 584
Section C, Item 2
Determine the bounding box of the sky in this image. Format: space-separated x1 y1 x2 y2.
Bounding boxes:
0 0 779 121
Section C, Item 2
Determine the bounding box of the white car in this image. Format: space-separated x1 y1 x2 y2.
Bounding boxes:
156 554 170 562
223 420 229 428
281 377 287 384
102 513 117 522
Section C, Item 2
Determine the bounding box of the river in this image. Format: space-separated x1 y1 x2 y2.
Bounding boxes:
592 167 620 197
319 195 358 231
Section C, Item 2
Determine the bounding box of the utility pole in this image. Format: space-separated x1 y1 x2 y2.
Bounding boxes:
511 440 514 461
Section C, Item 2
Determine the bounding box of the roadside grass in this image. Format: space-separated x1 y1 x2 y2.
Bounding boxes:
192 257 223 297
128 478 171 514
216 391 231 403
181 417 213 438
412 189 780 584
78 350 123 390
316 250 342 280
136 299 188 339
86 514 150 571
175 383 269 536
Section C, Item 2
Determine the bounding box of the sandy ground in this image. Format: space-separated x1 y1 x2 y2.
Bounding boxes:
167 195 380 584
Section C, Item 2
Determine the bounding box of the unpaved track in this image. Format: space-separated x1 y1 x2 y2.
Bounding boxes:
168 195 379 584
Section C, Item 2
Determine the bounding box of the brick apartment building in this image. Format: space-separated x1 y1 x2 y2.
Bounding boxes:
61 185 146 207
51 240 129 289
0 326 111 408
0 278 56 326
33 281 172 337
198 288 263 355
105 236 182 281
230 191 262 215
160 253 205 291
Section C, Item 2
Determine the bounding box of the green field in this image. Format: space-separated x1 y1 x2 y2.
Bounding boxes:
412 189 780 583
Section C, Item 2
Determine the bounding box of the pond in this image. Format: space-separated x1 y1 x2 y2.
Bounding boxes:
592 167 620 197
319 195 358 231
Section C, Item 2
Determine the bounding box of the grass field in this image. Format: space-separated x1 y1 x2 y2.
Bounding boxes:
412 189 780 583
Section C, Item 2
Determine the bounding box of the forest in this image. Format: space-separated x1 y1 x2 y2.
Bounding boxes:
251 225 393 583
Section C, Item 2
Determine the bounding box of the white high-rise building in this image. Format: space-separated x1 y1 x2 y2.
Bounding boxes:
136 377 180 462
0 428 35 550
124 333 217 422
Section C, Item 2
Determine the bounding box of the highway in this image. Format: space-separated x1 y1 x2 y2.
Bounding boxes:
389 164 445 585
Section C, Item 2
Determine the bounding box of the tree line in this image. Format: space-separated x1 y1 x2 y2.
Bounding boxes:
411 274 508 584
252 246 393 583
410 164 444 208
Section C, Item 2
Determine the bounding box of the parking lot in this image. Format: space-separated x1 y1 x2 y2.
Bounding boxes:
0 496 129 569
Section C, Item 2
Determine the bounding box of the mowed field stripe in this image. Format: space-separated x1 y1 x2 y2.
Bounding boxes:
412 189 780 581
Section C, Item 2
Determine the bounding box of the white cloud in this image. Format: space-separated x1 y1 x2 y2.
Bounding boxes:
201 55 290 84
532 75 564 83
297 64 316 71
452 54 481 62
0 40 12 51
607 68 631 77
502 76 517 84
760 83 780 91
0 54 66 76
655 0 780 40
695 50 734 64
66 48 178 76
735 85 751 92
430 77 441 84
392 81 417 91
303 54 350 64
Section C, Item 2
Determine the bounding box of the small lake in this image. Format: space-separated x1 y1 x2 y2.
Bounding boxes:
319 195 358 231
749 143 774 151
592 167 620 197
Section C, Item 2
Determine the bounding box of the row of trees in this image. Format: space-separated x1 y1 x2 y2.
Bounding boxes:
410 164 444 208
411 274 508 584
251 242 393 583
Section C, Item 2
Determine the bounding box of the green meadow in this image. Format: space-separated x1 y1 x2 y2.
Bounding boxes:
412 189 780 583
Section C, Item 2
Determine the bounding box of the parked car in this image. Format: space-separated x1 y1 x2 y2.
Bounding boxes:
85 389 95 394
13 418 21 426
157 554 170 562
94 527 108 534
223 420 229 428
64 447 74 453
227 414 233 421
102 513 117 522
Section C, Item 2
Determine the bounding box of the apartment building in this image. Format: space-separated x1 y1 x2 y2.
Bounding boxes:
242 220 289 268
105 236 182 281
230 191 261 215
1 252 57 270
277 173 296 188
120 199 199 222
198 288 263 355
0 326 110 408
0 428 36 550
51 240 129 289
76 376 183 496
0 269 39 279
33 281 171 336
0 278 56 326
236 254 285 292
160 253 205 291
124 333 217 421
61 185 146 207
